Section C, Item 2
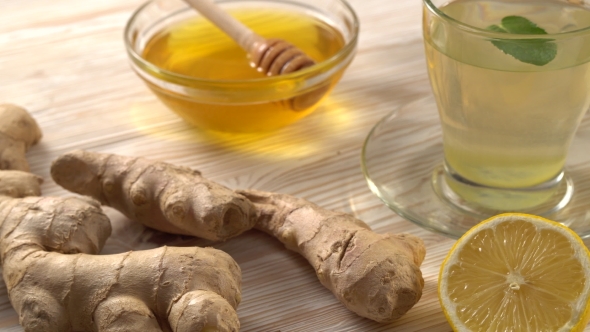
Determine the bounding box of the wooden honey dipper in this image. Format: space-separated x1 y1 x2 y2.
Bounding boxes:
183 0 316 76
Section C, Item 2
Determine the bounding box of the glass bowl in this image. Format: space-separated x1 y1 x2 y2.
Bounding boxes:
124 0 358 133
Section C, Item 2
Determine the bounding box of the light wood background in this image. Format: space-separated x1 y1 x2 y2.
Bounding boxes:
1 0 589 331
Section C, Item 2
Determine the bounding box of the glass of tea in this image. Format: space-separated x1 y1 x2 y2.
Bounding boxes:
423 0 590 212
362 0 590 238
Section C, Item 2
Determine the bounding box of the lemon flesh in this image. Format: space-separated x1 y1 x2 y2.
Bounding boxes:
439 214 590 332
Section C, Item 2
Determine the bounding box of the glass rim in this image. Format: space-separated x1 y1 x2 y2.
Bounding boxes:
124 0 360 86
423 0 590 38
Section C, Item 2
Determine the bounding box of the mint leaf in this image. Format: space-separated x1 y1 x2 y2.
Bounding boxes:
486 16 556 66
498 16 549 35
490 39 557 66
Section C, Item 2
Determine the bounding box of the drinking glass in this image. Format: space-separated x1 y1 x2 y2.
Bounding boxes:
423 0 590 214
361 0 590 238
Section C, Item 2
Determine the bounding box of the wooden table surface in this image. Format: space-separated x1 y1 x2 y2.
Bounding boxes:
1 0 589 331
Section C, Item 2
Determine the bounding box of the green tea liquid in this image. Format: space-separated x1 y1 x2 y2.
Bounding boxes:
425 0 590 208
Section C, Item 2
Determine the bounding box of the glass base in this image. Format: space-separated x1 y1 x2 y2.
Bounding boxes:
433 163 573 218
361 95 590 239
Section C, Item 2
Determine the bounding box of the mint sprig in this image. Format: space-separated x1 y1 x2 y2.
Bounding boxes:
486 16 557 66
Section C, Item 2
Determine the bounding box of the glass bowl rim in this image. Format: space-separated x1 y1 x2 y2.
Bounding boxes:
423 0 590 38
124 0 360 86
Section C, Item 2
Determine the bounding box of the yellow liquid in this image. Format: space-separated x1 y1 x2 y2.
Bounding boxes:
141 9 346 133
425 0 590 190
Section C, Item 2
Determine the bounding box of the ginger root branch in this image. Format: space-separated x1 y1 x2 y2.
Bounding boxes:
0 170 42 197
51 150 256 241
239 189 426 323
0 104 42 171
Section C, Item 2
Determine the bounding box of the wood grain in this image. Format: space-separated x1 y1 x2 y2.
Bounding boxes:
1 0 589 331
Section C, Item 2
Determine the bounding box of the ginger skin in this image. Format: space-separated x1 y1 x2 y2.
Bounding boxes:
50 150 256 241
0 170 43 197
239 190 426 323
0 193 242 332
0 104 42 171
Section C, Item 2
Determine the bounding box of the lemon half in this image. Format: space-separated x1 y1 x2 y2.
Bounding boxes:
439 213 590 332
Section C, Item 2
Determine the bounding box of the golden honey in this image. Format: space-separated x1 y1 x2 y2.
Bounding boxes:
141 8 347 133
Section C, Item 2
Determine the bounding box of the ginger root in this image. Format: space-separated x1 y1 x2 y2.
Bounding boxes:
0 191 242 332
0 112 242 331
0 170 43 197
0 104 42 171
51 150 256 241
239 190 426 323
52 150 426 324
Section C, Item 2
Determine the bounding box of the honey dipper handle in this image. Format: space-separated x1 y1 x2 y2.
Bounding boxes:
182 0 266 52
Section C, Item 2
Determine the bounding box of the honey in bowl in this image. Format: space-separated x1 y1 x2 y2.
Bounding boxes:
128 0 357 133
